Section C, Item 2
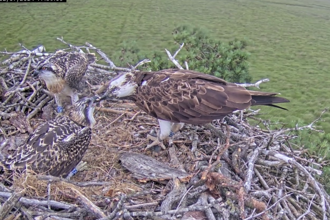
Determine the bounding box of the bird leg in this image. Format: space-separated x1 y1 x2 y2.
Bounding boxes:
146 132 167 150
145 119 172 150
62 85 79 105
145 120 184 151
65 161 88 180
54 94 63 113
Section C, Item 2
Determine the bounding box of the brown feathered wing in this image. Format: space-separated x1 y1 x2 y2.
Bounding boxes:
3 116 91 177
133 69 289 125
41 51 95 90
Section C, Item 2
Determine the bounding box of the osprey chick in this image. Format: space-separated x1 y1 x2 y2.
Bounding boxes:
33 51 96 113
103 69 290 150
1 97 96 178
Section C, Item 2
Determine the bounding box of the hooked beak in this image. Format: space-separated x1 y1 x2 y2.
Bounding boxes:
32 69 40 77
96 91 118 102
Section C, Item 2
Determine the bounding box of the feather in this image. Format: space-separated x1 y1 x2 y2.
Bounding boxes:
131 69 289 124
1 98 95 178
34 52 96 110
104 68 289 150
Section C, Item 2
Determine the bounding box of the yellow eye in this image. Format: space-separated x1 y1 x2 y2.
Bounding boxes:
42 67 47 70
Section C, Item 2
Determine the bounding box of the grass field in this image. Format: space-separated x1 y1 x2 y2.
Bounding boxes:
1 0 330 150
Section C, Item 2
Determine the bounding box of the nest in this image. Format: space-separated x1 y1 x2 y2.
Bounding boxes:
0 39 329 220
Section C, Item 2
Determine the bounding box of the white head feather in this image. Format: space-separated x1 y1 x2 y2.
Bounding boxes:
108 72 137 98
38 69 57 84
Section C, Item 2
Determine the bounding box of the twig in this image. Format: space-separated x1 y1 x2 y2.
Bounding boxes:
23 210 82 219
56 37 85 52
236 78 270 89
27 95 52 120
98 194 127 220
199 192 216 220
109 113 126 126
184 61 189 70
244 146 261 192
165 43 185 69
293 108 328 132
173 43 184 58
204 123 227 140
161 178 186 213
89 63 117 71
132 59 151 70
125 202 159 210
0 191 77 210
275 108 328 135
37 175 111 187
95 107 136 117
262 150 330 219
85 42 118 69
19 57 32 85
62 182 106 218
244 194 293 220
0 111 17 118
128 197 223 217
0 190 24 220
20 207 34 220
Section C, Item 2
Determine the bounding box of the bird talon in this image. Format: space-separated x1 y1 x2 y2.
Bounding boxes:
145 134 167 151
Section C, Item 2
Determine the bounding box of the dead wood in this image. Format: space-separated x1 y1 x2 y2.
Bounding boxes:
0 190 24 220
0 191 78 210
119 152 191 183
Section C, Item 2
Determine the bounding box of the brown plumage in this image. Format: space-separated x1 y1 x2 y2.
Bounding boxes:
33 51 96 112
0 97 96 178
133 69 289 124
105 69 290 149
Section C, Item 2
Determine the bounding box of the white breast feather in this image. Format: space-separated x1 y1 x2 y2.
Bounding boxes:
114 82 136 97
110 73 137 98
38 70 58 84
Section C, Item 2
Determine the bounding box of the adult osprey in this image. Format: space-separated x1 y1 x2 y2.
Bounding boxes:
0 97 96 178
33 51 96 113
103 69 289 149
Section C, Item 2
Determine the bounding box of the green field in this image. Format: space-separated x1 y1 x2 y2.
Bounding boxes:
1 0 330 149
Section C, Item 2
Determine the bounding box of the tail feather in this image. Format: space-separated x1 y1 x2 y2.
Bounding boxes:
251 94 290 110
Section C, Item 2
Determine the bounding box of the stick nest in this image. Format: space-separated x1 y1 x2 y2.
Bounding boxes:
0 41 329 220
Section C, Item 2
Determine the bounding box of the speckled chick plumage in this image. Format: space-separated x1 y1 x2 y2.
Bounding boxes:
34 51 96 113
36 51 96 93
1 97 96 178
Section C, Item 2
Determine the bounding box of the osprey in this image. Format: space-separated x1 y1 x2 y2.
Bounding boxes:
0 97 96 178
103 69 290 149
33 51 96 113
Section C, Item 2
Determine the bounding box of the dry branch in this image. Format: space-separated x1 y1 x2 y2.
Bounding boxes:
119 152 191 182
0 190 24 220
0 192 78 210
